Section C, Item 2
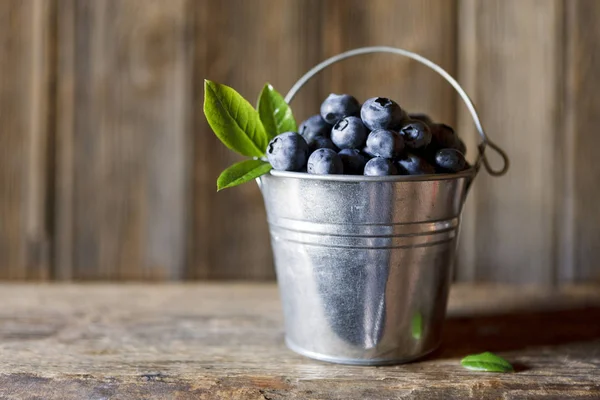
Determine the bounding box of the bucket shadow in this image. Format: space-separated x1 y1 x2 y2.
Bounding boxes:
432 306 600 359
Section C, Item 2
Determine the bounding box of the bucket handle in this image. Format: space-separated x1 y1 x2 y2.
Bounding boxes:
284 46 509 177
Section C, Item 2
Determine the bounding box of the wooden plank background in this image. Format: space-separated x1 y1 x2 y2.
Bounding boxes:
0 0 598 283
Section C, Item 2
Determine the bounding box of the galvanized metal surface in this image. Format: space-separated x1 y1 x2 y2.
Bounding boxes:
258 171 472 364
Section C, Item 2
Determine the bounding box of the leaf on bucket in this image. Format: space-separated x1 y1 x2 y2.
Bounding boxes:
257 83 297 140
204 80 268 157
411 312 423 340
461 352 514 373
217 159 272 191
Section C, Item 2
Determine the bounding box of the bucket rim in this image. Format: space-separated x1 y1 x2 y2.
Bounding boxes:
267 167 476 183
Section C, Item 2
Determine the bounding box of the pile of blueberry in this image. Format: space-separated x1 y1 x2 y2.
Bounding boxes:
266 94 468 176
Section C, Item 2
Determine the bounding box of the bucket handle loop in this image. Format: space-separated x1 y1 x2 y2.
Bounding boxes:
284 46 509 177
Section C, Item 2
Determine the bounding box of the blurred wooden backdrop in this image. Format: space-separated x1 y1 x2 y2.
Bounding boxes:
1 0 599 283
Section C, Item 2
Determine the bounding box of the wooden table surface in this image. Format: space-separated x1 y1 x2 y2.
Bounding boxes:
0 284 599 399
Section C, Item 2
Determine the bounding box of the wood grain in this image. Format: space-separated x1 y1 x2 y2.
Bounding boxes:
2 0 600 283
54 0 192 280
456 0 563 284
188 0 459 280
0 0 52 280
559 0 600 282
321 0 457 126
0 283 598 399
190 0 323 280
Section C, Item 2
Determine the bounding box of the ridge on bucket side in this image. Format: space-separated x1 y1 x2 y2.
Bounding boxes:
258 172 470 365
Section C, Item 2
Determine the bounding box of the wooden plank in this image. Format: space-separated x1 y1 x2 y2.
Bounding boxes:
321 0 457 127
54 0 192 280
456 0 563 284
0 283 598 398
0 0 52 280
559 0 600 282
190 0 323 280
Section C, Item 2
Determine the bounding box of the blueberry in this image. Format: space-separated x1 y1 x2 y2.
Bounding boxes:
396 153 436 175
338 149 367 175
299 114 331 144
266 132 309 171
430 123 456 148
320 94 361 125
430 123 466 154
399 120 432 149
408 113 433 125
360 97 406 130
364 157 398 176
307 148 344 175
308 136 339 153
365 129 404 159
456 137 467 155
331 116 368 150
361 146 376 160
434 148 466 173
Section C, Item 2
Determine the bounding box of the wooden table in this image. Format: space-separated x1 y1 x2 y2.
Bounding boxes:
0 284 599 399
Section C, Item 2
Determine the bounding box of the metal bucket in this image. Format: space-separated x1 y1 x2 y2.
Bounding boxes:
258 47 509 365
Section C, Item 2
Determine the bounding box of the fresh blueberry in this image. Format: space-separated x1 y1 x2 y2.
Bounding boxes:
361 146 376 159
364 157 398 176
266 132 309 171
434 148 466 173
396 153 436 175
360 97 406 130
307 148 344 175
430 123 456 148
399 120 432 149
308 136 339 153
299 114 331 144
456 137 467 155
408 113 433 125
338 149 367 175
331 116 368 150
320 94 361 125
430 123 466 154
365 129 404 159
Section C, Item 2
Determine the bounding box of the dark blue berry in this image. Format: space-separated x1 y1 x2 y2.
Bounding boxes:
307 148 344 175
361 146 376 159
430 123 466 155
308 136 339 153
266 132 309 171
320 94 361 125
400 120 432 149
331 116 368 150
456 137 467 155
430 123 456 148
408 113 433 125
360 97 406 130
299 114 331 144
434 148 466 173
365 129 404 159
364 157 398 176
396 153 436 175
338 149 367 175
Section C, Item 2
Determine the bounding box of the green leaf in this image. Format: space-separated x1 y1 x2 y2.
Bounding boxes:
257 83 297 140
217 159 272 191
461 352 514 373
204 80 268 157
411 312 422 340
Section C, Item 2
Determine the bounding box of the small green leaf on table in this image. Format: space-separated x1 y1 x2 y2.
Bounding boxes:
411 312 422 340
257 83 297 139
204 80 268 157
217 159 273 191
461 352 514 373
